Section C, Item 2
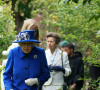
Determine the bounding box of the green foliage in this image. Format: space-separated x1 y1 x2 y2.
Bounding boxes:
15 0 32 19
31 0 100 65
0 65 5 72
66 0 100 20
0 0 16 59
65 0 92 4
31 0 100 88
0 0 99 89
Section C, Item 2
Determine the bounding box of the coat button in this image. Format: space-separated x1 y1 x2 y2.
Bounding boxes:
25 78 27 80
25 67 28 69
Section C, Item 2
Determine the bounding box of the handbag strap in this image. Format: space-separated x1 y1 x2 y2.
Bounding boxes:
61 51 63 67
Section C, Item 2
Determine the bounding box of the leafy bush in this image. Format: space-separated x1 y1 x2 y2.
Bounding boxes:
0 0 16 59
31 0 100 88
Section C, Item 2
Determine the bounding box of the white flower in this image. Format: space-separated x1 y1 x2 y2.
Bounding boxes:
2 43 19 55
97 30 100 35
0 6 3 12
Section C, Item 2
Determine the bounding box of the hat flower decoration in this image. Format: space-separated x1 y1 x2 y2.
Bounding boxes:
13 30 40 43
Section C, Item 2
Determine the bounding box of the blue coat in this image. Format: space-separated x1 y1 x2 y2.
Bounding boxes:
3 46 50 90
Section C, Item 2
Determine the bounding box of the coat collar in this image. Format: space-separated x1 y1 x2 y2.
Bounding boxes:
46 47 62 54
52 47 62 66
18 46 36 59
46 47 62 66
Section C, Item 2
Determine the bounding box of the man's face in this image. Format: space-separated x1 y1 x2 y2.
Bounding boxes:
19 42 34 54
46 37 57 51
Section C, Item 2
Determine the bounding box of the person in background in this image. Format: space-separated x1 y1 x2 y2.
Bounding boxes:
1 59 7 90
60 40 69 51
1 19 40 90
21 19 39 42
87 64 100 90
85 49 100 90
60 43 84 90
3 30 50 90
43 32 71 90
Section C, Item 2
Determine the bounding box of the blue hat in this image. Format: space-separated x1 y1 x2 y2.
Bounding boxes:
13 30 41 43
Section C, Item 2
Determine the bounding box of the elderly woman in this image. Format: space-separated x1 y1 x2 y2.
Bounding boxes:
1 19 40 90
43 32 71 90
3 30 50 90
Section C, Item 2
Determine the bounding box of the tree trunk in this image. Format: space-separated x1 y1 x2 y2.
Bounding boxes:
12 0 24 34
14 12 24 34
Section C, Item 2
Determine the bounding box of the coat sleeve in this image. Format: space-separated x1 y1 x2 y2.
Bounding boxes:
3 50 14 90
63 52 71 77
38 49 50 89
74 59 84 85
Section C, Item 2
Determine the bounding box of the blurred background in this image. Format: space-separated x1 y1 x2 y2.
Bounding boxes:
0 0 100 89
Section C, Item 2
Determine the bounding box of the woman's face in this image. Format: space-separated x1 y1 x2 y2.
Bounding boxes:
47 37 57 51
19 42 34 54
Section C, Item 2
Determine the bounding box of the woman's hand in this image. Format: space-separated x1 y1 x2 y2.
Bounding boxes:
25 78 38 86
52 66 65 73
69 83 76 90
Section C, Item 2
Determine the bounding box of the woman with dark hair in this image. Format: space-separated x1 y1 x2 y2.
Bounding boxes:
62 43 84 90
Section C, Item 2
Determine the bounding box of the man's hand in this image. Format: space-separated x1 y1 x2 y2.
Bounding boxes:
25 78 38 86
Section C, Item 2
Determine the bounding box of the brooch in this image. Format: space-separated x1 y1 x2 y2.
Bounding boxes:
34 55 37 59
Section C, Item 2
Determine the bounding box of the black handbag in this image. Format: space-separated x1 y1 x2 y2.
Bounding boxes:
61 51 69 90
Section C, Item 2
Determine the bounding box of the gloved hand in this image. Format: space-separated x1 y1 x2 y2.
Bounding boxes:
25 78 38 86
2 88 6 90
48 65 53 71
52 66 65 73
